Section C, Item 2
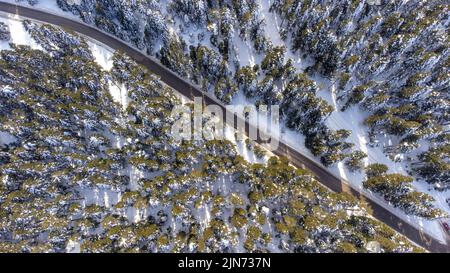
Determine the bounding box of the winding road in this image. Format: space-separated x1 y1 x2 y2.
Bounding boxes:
0 2 448 252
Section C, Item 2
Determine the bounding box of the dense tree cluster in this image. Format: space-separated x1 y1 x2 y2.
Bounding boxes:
169 0 208 26
190 44 236 102
0 22 423 253
53 0 356 169
57 0 169 53
270 0 450 199
159 36 193 79
270 0 342 77
413 141 450 191
12 0 443 220
364 164 446 219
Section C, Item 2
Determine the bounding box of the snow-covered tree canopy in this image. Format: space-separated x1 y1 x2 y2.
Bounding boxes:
0 19 424 253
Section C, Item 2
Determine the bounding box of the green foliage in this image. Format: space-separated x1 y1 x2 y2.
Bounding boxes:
364 172 446 219
345 151 367 172
366 163 389 178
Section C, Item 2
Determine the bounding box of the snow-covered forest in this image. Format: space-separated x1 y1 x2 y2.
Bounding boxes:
0 0 448 252
0 17 424 253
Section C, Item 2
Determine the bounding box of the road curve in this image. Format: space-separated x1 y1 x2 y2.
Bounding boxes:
0 2 448 252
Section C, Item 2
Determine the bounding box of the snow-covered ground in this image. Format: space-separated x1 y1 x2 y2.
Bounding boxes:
87 40 114 71
0 130 16 146
0 13 42 50
108 81 128 110
80 187 122 208
0 37 9 50
65 240 81 253
3 0 79 19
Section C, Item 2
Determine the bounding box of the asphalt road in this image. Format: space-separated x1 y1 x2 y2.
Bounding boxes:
0 2 448 252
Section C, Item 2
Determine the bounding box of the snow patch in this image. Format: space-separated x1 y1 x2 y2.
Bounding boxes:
87 40 114 71
65 240 81 253
0 14 42 50
2 0 79 20
81 187 121 208
108 81 128 110
0 39 10 50
0 131 17 146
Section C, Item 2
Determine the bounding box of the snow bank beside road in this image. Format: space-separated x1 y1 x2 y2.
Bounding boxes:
0 14 42 50
3 0 79 19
